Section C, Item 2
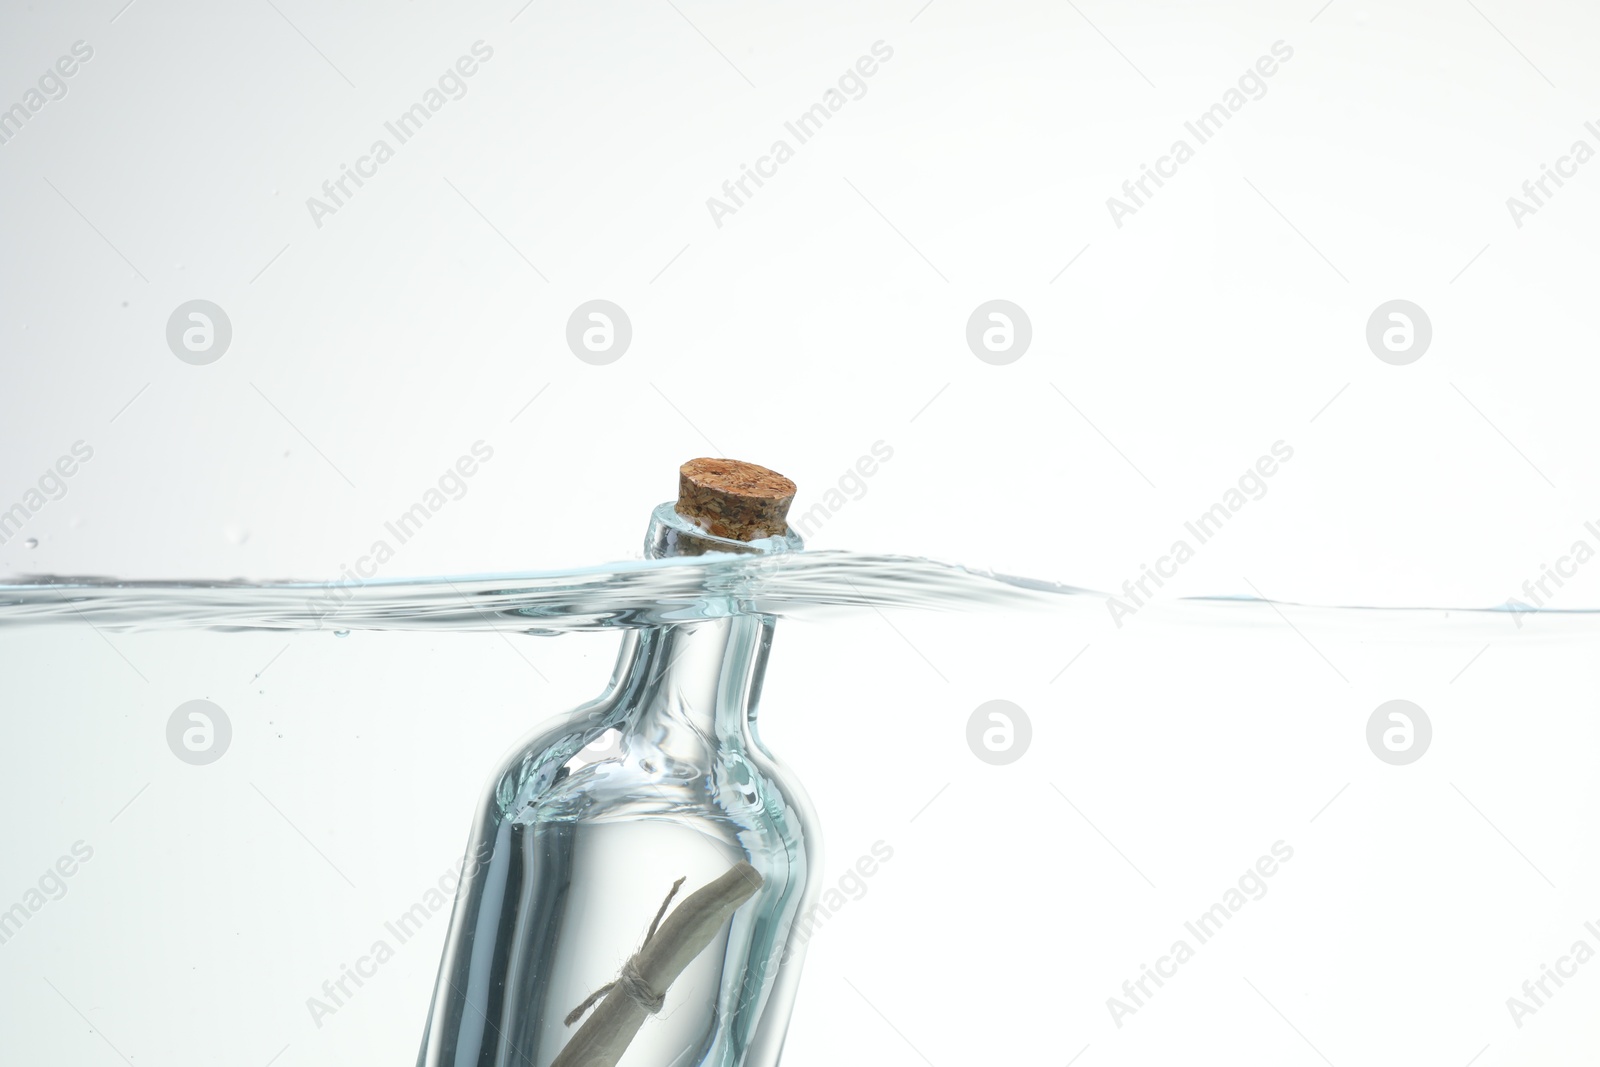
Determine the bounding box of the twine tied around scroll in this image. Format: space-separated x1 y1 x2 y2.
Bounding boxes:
550 862 765 1067
563 876 685 1026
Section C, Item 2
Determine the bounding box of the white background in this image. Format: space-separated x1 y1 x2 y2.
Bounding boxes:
2 0 1599 1064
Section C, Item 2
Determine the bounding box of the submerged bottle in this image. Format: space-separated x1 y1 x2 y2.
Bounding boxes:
418 460 820 1067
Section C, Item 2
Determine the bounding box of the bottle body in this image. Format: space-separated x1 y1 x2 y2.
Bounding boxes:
418 509 818 1067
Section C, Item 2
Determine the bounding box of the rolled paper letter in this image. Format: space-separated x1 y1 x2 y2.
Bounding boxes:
551 862 766 1067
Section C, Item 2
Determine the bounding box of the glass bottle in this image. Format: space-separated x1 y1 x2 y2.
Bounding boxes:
417 477 819 1067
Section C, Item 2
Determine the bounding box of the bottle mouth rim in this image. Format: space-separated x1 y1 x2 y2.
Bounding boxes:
646 502 805 559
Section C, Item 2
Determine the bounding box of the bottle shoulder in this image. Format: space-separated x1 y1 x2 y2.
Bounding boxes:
478 707 809 846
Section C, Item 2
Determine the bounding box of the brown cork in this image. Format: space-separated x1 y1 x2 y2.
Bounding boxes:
676 458 797 541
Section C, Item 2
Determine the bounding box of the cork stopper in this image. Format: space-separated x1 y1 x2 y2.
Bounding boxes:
676 458 797 541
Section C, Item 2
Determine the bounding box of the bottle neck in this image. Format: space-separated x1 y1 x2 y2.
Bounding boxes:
604 503 800 754
612 614 774 751
643 500 803 559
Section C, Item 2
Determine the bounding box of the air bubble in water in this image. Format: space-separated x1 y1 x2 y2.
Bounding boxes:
24 538 38 549
334 629 350 638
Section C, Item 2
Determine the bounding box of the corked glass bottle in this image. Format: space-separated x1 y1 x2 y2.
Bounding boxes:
417 460 820 1067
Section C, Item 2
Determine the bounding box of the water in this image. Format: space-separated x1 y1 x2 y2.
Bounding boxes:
0 551 1071 634
2 548 1595 635
6 551 1600 1064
